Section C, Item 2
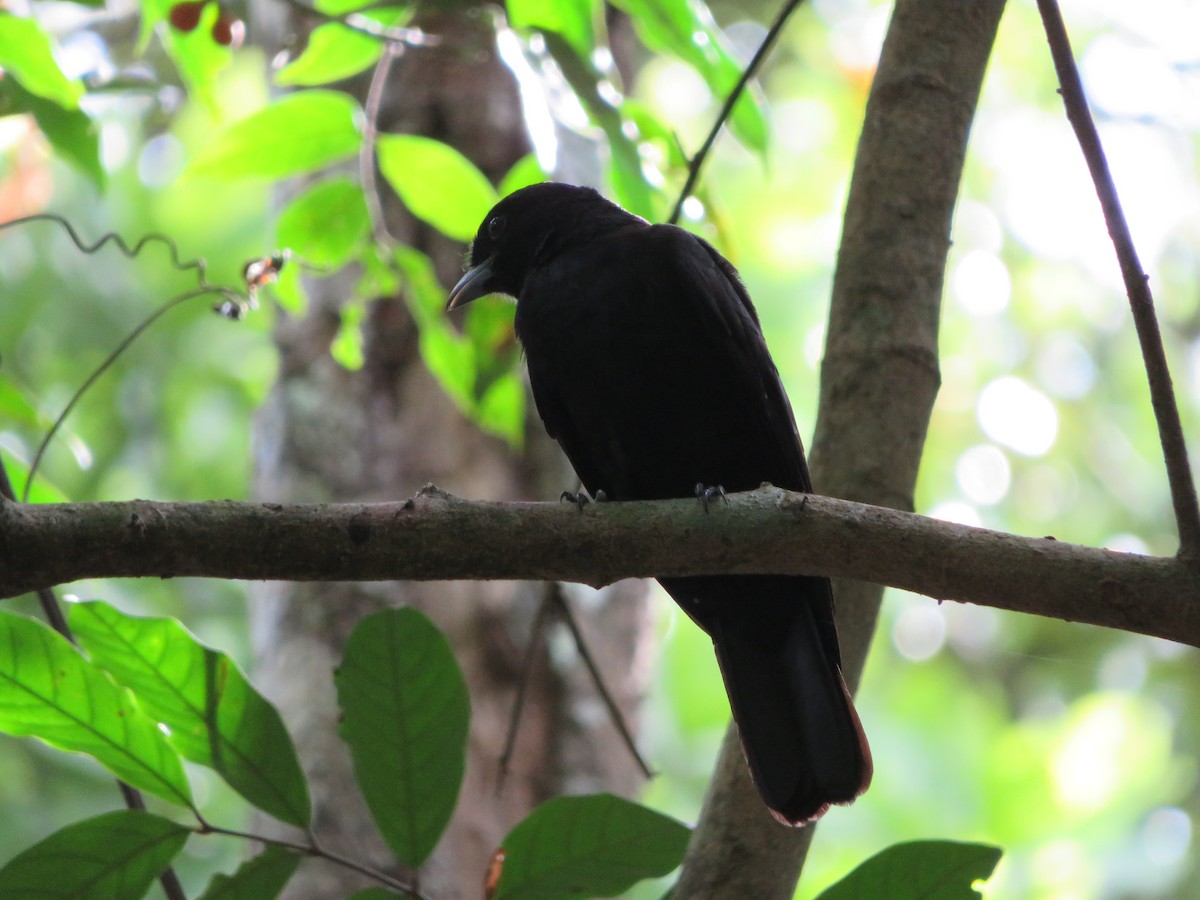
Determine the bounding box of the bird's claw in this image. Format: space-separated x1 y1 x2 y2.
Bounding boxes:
560 488 607 510
695 482 727 513
560 490 588 509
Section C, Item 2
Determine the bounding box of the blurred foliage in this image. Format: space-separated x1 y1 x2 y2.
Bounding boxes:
0 0 1197 897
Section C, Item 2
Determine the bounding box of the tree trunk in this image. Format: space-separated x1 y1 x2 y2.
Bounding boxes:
247 8 652 897
675 0 1007 895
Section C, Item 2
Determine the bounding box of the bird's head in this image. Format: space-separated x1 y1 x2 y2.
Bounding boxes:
446 182 637 310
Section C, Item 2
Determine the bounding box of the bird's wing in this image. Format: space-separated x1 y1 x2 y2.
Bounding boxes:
660 226 815 494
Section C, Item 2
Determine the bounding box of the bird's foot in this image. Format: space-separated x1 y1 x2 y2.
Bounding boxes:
560 488 607 509
694 482 727 513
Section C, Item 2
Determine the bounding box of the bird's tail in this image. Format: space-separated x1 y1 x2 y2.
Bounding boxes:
708 585 873 826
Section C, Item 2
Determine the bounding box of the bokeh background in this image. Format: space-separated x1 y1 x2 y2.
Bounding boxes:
1 0 1197 897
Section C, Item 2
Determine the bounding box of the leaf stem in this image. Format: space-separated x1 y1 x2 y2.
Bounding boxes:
196 820 430 898
549 584 654 779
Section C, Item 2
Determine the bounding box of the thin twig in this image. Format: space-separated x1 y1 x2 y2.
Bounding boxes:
361 43 403 245
1036 0 1200 562
549 584 654 780
196 821 428 898
21 287 238 501
497 589 554 794
0 449 189 900
668 0 808 225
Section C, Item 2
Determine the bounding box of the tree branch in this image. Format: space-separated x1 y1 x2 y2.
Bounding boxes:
2 486 1196 646
1036 0 1200 562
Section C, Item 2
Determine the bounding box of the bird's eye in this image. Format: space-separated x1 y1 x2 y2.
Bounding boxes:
486 215 506 240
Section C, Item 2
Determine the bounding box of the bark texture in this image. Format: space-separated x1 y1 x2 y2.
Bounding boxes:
675 1 1008 895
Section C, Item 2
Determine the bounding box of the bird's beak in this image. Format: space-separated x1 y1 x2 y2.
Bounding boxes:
446 257 495 310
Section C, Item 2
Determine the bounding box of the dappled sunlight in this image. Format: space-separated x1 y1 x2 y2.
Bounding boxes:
953 249 1011 317
956 443 1013 505
978 377 1058 457
891 603 946 662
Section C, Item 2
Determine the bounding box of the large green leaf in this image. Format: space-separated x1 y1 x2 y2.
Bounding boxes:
816 840 1003 900
274 22 384 87
189 90 362 179
0 612 192 808
335 608 470 869
69 601 311 828
197 846 301 900
492 794 691 899
0 12 83 109
375 134 498 241
611 0 768 154
0 810 189 900
276 177 370 268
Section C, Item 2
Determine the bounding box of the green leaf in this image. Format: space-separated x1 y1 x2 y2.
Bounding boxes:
346 891 406 900
314 0 377 14
0 453 69 504
394 245 476 407
332 300 366 370
270 257 308 314
0 12 84 109
375 134 498 241
189 90 362 179
0 810 190 900
611 0 768 154
68 601 311 827
492 794 691 899
816 840 1003 900
497 153 547 198
197 846 301 900
394 244 448 322
508 0 598 57
417 324 474 403
276 177 370 268
476 372 525 447
0 77 103 185
0 612 192 807
0 372 42 430
275 22 384 87
335 608 470 869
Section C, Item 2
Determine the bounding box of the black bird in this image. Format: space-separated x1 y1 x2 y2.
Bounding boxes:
447 182 871 825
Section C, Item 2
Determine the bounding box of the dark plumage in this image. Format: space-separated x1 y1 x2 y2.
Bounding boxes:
448 182 871 825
